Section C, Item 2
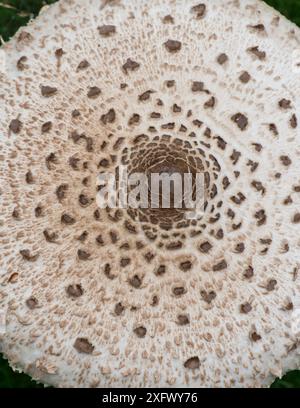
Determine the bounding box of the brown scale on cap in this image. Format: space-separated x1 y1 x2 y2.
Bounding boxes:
72 109 81 118
177 314 190 325
73 338 94 354
101 109 116 125
230 150 241 165
278 99 292 109
17 56 28 71
155 265 166 276
114 302 125 315
34 206 43 218
46 153 58 170
61 213 76 225
244 266 254 279
87 86 101 98
26 297 38 309
231 113 248 131
248 24 266 32
43 229 58 243
77 60 90 70
239 71 251 83
247 46 266 60
247 160 259 173
191 4 206 19
204 96 216 109
12 208 20 220
293 213 300 224
184 356 200 369
41 85 57 97
217 53 228 65
139 90 154 101
191 81 205 92
134 326 147 338
104 263 115 280
41 121 52 133
120 257 131 267
179 261 192 271
266 279 277 291
98 25 116 36
1 0 300 390
250 331 262 342
55 48 64 58
252 143 263 153
234 243 245 253
164 40 182 53
20 250 39 262
280 155 292 166
122 58 140 74
269 123 279 136
213 259 227 271
163 15 174 24
290 114 297 128
129 275 142 288
150 112 161 119
56 184 68 201
77 249 91 260
240 302 252 314
66 284 83 298
9 119 22 133
172 286 186 297
283 302 294 311
166 80 175 88
201 290 216 304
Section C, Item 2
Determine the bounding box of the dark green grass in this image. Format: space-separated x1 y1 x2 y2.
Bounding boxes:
0 357 44 388
0 0 300 389
0 1 57 42
265 0 300 26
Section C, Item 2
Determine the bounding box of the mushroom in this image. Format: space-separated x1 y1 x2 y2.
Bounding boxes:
0 0 299 388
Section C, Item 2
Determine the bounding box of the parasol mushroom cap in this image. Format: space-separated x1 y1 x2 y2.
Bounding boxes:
0 0 300 387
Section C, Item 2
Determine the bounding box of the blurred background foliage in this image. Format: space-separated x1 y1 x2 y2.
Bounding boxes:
0 0 300 389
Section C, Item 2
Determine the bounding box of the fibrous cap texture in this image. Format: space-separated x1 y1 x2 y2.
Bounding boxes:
0 0 300 388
